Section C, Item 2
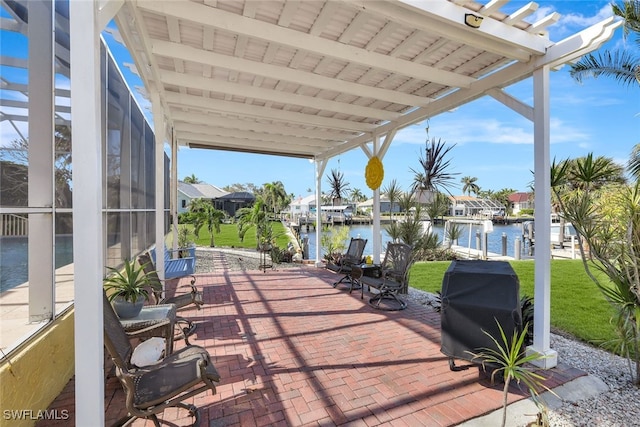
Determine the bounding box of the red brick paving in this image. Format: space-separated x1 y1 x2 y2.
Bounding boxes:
38 265 585 426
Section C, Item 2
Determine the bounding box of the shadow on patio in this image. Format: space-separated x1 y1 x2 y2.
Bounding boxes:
38 266 585 426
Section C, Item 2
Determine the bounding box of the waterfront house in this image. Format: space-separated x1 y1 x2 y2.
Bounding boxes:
177 181 228 214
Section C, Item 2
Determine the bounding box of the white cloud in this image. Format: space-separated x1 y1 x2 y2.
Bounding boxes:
550 4 613 38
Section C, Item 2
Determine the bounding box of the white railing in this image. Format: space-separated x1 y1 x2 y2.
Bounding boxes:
1 214 28 236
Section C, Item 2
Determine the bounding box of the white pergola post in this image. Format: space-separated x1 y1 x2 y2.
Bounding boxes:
314 158 327 266
528 65 557 368
70 0 105 424
152 93 166 281
371 135 381 264
170 129 178 252
28 0 54 322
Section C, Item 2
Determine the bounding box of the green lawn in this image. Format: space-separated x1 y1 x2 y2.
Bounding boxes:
177 221 291 249
409 260 618 348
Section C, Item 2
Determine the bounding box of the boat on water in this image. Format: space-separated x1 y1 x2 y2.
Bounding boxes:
522 220 578 245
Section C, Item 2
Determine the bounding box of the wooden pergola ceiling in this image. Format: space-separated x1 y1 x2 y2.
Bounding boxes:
114 0 618 160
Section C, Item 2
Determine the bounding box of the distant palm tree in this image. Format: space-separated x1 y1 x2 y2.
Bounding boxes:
262 181 289 217
382 179 402 222
461 176 480 196
349 188 366 203
236 196 267 247
189 198 225 247
183 174 201 184
326 169 350 205
570 0 639 87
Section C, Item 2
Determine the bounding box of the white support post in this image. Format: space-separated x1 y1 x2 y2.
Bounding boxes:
171 129 178 252
314 158 327 266
28 0 54 322
152 94 166 282
528 65 557 368
371 135 382 264
70 0 105 424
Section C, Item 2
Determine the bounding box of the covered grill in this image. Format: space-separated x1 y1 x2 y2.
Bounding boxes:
440 260 522 370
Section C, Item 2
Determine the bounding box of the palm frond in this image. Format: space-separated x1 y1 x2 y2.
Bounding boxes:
570 51 640 87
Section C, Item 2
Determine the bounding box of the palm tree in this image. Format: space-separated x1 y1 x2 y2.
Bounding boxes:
326 169 350 206
410 138 458 204
460 176 480 196
628 144 640 181
183 174 201 184
569 0 639 88
236 196 268 248
262 181 289 218
382 179 402 222
189 198 225 247
349 188 365 203
424 192 450 222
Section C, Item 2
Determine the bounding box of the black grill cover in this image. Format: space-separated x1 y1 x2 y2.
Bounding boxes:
440 260 522 363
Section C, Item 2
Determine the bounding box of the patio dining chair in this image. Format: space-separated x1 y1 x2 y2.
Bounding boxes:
356 242 413 311
326 237 367 293
103 291 220 426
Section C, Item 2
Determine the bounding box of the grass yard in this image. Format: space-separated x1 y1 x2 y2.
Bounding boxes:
176 221 291 249
409 259 618 349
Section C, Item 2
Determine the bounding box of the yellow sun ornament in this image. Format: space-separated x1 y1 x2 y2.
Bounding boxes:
365 156 384 190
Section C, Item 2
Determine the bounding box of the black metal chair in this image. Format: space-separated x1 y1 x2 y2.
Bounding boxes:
103 291 220 426
138 252 203 311
355 243 413 311
326 237 367 293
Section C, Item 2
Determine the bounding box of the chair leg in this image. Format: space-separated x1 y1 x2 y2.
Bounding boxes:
368 291 407 311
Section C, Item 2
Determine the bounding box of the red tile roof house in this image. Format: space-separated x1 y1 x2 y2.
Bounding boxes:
509 192 534 215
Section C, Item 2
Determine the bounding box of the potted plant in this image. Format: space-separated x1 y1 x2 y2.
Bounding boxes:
103 258 159 319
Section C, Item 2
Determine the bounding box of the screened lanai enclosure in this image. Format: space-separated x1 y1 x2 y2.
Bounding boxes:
0 0 620 425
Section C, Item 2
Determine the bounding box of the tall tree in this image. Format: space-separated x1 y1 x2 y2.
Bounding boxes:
382 179 402 222
349 188 366 203
460 176 480 196
236 196 268 248
262 181 289 216
183 174 201 184
569 0 640 88
189 198 225 247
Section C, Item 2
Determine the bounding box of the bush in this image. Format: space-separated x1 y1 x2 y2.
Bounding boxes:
414 247 458 261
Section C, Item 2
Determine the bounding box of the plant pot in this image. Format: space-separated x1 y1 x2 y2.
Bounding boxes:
111 296 145 319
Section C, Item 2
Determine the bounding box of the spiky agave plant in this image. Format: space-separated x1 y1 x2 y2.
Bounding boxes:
467 320 553 427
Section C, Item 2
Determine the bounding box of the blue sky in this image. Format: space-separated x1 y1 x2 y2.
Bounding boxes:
2 1 638 200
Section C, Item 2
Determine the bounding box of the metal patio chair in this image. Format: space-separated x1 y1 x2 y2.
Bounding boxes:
138 252 203 337
103 291 220 426
326 237 367 293
355 242 413 311
138 252 203 311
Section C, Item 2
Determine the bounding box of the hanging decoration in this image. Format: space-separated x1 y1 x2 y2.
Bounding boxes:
365 156 384 190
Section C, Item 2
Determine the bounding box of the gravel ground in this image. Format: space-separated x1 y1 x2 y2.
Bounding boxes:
406 287 640 427
197 248 640 426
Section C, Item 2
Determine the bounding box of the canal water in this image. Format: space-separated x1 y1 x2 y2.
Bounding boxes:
300 222 529 259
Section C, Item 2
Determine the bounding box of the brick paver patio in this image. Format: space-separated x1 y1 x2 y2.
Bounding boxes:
38 264 585 426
